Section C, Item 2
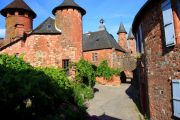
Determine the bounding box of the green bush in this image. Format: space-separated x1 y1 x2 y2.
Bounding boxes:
0 54 31 72
75 59 96 87
0 54 90 120
96 60 121 80
37 67 72 90
73 84 94 106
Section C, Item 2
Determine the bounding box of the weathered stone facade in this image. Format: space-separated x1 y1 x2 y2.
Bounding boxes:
118 32 127 51
132 0 180 119
5 12 33 40
83 49 124 68
128 38 136 55
55 8 83 62
0 0 85 68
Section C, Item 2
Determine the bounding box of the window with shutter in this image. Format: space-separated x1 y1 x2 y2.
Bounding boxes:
136 25 144 53
161 0 176 47
136 32 139 52
62 59 69 70
92 53 98 62
172 80 180 118
139 25 144 53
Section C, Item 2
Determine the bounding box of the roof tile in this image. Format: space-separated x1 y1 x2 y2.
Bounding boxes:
83 30 126 52
52 0 86 16
0 0 36 18
32 17 61 34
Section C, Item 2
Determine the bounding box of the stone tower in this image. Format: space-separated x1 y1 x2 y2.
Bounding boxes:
52 0 86 62
127 28 136 54
0 0 36 40
117 22 127 50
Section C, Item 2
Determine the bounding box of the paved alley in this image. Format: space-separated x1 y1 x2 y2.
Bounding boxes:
86 84 143 120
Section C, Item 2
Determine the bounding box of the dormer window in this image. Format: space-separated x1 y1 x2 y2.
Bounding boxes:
47 24 51 30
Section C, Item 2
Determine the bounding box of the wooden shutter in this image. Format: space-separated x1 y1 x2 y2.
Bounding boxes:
139 25 144 53
172 80 180 118
136 32 139 52
161 0 176 47
136 25 144 53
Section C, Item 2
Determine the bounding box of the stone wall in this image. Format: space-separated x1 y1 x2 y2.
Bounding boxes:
55 8 83 62
0 35 68 67
83 49 124 68
118 33 127 51
1 8 84 68
134 0 180 119
5 12 33 40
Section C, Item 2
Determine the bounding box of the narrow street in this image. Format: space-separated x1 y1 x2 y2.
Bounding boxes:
86 84 144 120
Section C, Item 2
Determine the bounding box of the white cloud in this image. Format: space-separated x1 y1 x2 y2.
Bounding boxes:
0 29 5 38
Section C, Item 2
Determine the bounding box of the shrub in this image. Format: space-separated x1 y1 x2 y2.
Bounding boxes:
37 67 72 90
73 84 94 107
75 59 96 87
0 54 31 72
0 54 89 120
96 60 121 80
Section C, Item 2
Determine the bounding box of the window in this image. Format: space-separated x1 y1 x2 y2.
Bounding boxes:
92 53 98 62
47 24 52 30
161 0 176 47
172 80 180 118
62 59 69 70
136 24 144 53
15 53 19 58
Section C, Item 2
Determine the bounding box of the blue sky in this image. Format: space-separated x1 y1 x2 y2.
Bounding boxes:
0 0 146 40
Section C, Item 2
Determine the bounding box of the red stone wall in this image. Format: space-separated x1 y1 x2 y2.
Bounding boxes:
118 33 127 51
96 75 121 86
83 49 124 68
55 8 83 62
128 38 136 54
5 13 32 40
135 0 180 119
0 35 68 67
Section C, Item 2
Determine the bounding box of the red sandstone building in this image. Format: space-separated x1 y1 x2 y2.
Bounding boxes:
0 0 85 69
0 0 136 72
132 0 180 119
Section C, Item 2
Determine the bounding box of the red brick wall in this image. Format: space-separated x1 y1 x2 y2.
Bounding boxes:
134 0 180 119
55 9 83 62
5 12 32 40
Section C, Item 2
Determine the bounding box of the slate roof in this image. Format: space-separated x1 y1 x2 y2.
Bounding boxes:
32 17 61 34
117 23 127 34
83 30 126 52
52 0 86 16
0 0 36 18
127 28 135 40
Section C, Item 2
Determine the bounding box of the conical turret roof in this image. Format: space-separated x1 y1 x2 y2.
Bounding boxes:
52 0 86 16
117 22 127 34
0 0 36 18
127 28 135 40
